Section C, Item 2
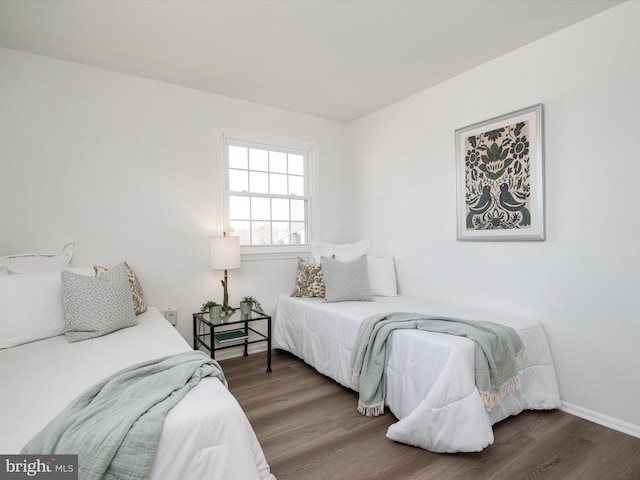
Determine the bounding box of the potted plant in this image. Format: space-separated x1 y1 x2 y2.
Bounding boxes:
201 301 222 318
239 296 264 315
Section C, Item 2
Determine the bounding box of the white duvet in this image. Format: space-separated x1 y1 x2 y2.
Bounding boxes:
0 307 274 480
273 294 561 453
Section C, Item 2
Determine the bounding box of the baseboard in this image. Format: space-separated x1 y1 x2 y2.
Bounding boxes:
561 401 640 439
205 343 268 361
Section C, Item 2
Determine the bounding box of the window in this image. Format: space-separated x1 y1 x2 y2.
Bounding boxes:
223 132 318 257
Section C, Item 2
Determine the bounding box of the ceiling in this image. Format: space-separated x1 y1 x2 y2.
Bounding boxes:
0 0 624 122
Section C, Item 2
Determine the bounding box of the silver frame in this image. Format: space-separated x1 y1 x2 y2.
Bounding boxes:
455 103 545 241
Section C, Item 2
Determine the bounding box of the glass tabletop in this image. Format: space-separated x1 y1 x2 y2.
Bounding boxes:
197 308 269 326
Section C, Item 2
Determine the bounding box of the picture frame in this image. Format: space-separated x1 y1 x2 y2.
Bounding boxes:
455 103 545 241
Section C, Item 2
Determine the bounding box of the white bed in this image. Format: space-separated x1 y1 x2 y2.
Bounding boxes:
0 307 275 480
274 294 561 453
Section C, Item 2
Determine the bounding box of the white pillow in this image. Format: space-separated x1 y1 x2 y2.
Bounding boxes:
367 256 398 297
0 266 94 349
0 242 74 274
310 239 371 263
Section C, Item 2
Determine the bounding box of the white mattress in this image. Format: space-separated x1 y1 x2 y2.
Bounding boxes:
274 294 561 453
0 307 275 480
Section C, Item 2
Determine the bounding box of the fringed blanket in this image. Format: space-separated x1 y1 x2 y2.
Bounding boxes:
350 312 525 417
22 351 227 480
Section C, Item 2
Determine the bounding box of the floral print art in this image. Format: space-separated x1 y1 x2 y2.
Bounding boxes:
464 120 532 231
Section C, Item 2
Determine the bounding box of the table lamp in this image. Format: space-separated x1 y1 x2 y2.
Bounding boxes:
210 233 241 314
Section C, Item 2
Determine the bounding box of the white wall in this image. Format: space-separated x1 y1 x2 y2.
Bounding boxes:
347 2 640 436
0 47 352 350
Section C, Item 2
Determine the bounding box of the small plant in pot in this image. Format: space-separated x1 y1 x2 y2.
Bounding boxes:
239 296 264 315
201 301 223 318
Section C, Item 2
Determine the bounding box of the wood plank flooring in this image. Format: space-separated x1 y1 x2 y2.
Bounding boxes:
220 350 640 480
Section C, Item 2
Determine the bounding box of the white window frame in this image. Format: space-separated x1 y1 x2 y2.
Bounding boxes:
222 129 320 261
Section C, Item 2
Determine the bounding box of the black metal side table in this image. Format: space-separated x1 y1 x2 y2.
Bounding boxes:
193 308 272 372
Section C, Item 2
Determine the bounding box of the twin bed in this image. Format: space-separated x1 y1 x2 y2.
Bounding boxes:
0 306 275 479
0 253 275 480
273 293 561 453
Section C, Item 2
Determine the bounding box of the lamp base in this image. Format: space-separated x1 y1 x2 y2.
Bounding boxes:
221 269 234 315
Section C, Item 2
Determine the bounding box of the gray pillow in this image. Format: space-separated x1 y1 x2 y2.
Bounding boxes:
61 262 137 342
320 254 372 303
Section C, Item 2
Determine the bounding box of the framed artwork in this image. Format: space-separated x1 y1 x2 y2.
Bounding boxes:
455 104 545 241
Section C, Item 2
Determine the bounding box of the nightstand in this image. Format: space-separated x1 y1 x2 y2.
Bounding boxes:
193 308 272 372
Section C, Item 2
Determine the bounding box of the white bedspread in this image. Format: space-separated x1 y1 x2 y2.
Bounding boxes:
273 294 561 453
0 307 274 480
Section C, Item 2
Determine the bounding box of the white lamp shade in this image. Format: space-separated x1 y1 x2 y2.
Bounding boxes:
210 236 241 270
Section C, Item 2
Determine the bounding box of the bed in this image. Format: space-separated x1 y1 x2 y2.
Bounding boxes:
0 255 275 480
273 293 561 453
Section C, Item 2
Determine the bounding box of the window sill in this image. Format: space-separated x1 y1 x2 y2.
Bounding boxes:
240 245 310 262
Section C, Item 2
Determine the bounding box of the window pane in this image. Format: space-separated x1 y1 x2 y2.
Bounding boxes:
272 198 289 221
288 154 304 175
291 222 305 244
290 199 305 221
249 148 268 171
270 151 287 173
249 171 269 193
229 196 250 220
229 169 248 192
251 222 271 245
229 145 248 169
270 173 288 195
230 221 250 245
272 222 290 244
289 175 304 196
251 197 270 220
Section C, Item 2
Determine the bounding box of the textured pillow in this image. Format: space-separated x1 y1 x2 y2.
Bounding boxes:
0 267 94 349
310 239 371 263
290 257 326 298
93 262 147 315
367 256 398 297
0 242 74 274
62 263 137 343
321 255 372 303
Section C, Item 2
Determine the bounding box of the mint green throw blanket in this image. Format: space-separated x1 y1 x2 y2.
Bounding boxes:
350 313 525 416
22 351 227 480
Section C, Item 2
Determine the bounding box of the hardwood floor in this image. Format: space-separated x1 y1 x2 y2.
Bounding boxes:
220 350 640 480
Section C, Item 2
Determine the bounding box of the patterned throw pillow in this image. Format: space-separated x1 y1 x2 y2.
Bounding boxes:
62 262 137 343
290 258 326 298
320 254 372 303
93 262 147 315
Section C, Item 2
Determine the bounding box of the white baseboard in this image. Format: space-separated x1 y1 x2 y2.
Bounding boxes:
561 401 640 439
201 343 268 361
